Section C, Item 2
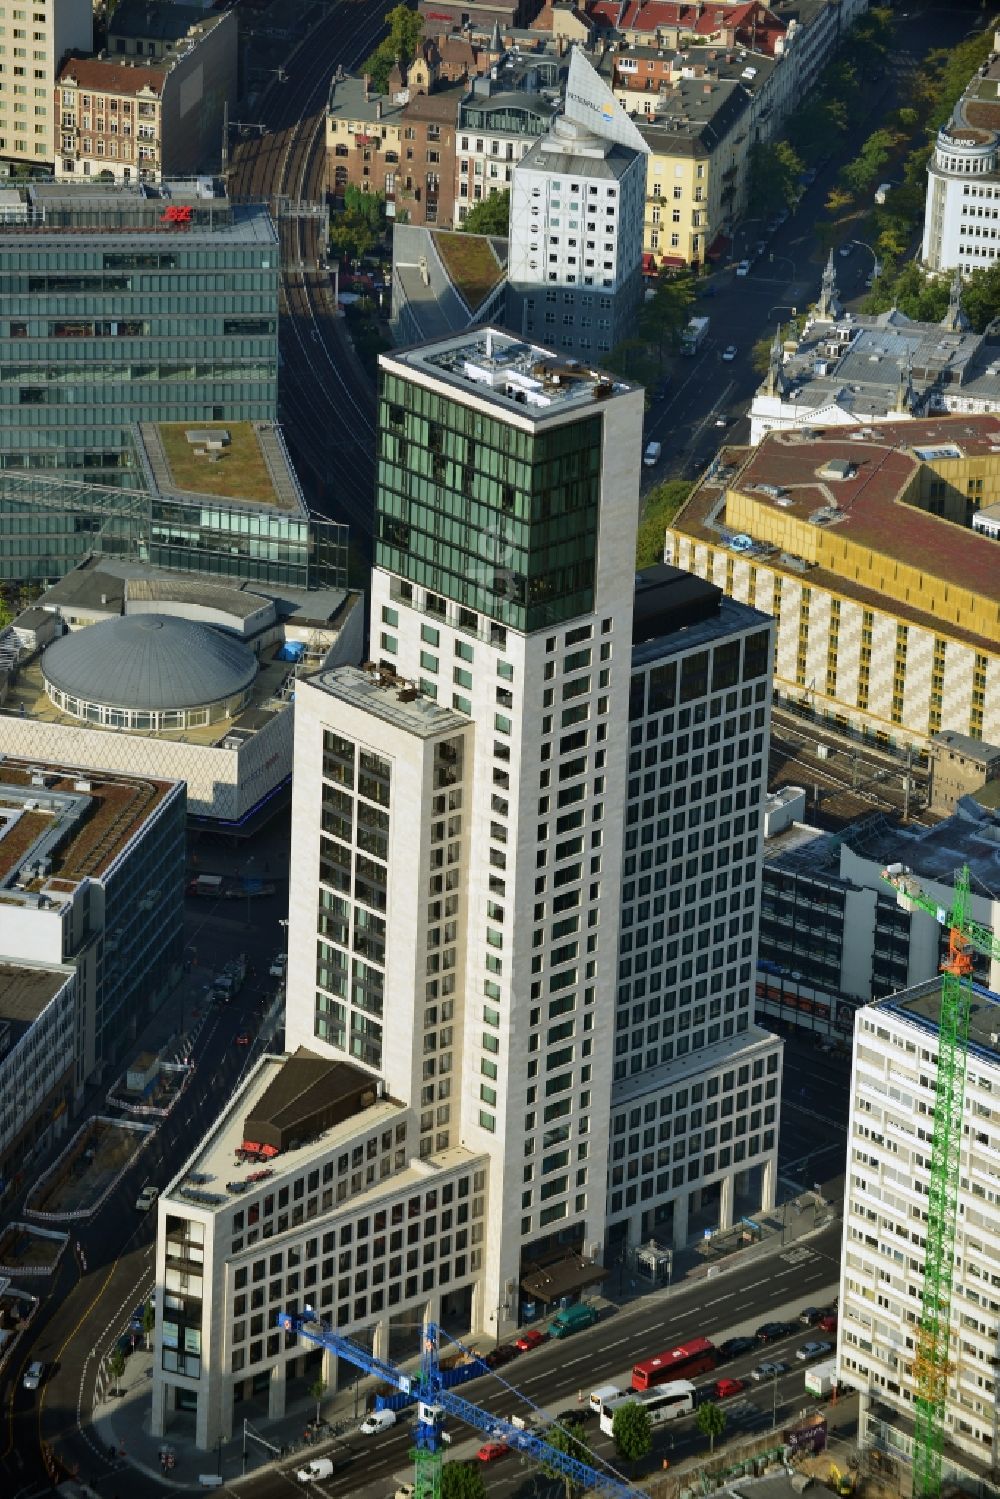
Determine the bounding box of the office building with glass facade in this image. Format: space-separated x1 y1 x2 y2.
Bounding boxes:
0 181 349 590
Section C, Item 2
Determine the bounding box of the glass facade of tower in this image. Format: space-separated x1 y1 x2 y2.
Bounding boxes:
0 477 349 589
0 207 278 483
376 371 602 632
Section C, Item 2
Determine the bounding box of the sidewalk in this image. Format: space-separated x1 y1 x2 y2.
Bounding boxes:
88 1193 842 1491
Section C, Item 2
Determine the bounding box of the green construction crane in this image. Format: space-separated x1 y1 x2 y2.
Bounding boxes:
881 862 1000 1499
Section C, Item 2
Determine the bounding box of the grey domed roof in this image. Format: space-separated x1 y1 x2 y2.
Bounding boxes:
42 614 257 711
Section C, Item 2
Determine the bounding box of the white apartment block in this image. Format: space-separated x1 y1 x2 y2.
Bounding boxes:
838 979 1000 1492
922 34 1000 276
455 74 557 225
609 572 782 1251
506 50 647 359
0 0 91 169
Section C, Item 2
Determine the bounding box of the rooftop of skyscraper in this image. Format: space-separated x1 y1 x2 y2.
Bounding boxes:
0 180 275 241
878 977 1000 1065
386 327 635 417
309 664 470 739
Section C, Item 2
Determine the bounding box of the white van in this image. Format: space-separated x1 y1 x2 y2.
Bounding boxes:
295 1458 335 1481
643 441 662 467
590 1383 623 1417
359 1408 396 1434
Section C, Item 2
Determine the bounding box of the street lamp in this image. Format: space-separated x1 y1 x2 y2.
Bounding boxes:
848 239 881 281
492 1301 509 1348
767 304 798 322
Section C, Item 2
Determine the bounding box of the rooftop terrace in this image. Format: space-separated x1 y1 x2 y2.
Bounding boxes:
312 664 470 739
881 978 1000 1065
0 962 73 1034
139 422 303 515
386 327 633 418
0 763 175 890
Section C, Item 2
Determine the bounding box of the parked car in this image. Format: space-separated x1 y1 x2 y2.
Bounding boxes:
270 952 287 979
717 1336 756 1360
115 1332 138 1360
359 1409 396 1435
22 1361 44 1391
799 1306 823 1326
818 1313 838 1334
235 1031 251 1047
755 1321 794 1344
722 345 737 362
643 440 662 467
735 259 751 277
796 1341 833 1362
713 1377 746 1399
477 1441 511 1463
129 1303 149 1334
751 1361 788 1382
514 1328 547 1352
135 1183 159 1212
487 1343 520 1368
838 242 854 258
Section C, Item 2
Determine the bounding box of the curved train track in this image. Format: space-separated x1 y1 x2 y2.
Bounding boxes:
230 1 385 537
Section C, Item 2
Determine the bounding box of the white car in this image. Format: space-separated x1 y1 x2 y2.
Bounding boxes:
296 1457 335 1481
838 242 854 258
359 1408 397 1434
735 259 751 277
796 1340 832 1362
269 952 287 979
136 1183 159 1212
23 1361 44 1391
722 345 737 362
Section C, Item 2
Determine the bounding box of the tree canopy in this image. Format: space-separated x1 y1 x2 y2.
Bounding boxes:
639 267 695 360
440 1461 487 1499
538 1419 592 1499
359 4 425 95
611 1400 652 1464
636 479 691 568
459 190 510 237
329 188 386 263
696 1400 727 1454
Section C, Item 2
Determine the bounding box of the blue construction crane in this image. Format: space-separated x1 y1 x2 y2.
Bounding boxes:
277 1309 637 1499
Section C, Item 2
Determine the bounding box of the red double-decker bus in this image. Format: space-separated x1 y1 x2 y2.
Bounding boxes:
631 1337 717 1391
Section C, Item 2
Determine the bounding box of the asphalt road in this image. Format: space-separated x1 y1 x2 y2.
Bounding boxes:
0 822 293 1496
642 0 984 486
239 1219 843 1499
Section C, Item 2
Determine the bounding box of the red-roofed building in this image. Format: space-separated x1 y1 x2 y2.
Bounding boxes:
666 415 1000 753
54 9 235 183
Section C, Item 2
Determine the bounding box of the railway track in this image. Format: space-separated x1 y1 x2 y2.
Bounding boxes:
229 0 386 536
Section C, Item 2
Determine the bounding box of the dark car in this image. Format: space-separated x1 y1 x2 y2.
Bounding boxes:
717 1336 757 1361
755 1321 794 1344
799 1306 823 1327
487 1343 520 1368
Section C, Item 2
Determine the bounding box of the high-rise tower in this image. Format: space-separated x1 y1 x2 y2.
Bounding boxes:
286 328 643 1335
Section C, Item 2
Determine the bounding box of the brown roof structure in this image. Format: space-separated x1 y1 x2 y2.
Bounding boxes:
57 57 166 95
733 417 1000 603
242 1048 381 1155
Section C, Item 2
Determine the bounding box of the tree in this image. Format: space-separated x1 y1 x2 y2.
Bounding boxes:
440 1460 487 1499
142 1301 156 1351
639 267 695 362
360 4 425 95
309 1376 326 1426
611 1400 652 1465
748 141 803 219
459 190 510 237
108 1347 127 1395
538 1418 591 1499
696 1399 727 1454
637 479 691 568
344 184 386 231
329 193 385 264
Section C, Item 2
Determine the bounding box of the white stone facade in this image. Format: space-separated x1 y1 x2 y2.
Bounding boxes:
837 981 1000 1479
609 597 783 1249
151 1055 488 1450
